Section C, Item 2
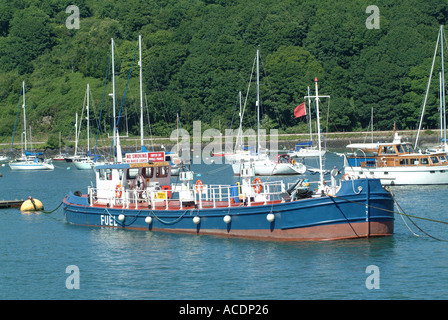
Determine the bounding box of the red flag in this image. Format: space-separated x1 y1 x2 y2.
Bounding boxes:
294 102 306 118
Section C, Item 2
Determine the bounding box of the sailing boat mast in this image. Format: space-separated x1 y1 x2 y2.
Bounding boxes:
87 83 90 152
440 26 447 150
22 81 27 154
415 27 441 149
139 34 144 148
74 112 78 157
315 78 324 187
307 86 312 144
256 48 260 155
111 38 117 162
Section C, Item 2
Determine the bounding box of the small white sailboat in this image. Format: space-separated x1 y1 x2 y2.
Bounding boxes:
73 84 105 170
231 49 306 176
9 81 54 171
288 86 326 159
232 154 306 176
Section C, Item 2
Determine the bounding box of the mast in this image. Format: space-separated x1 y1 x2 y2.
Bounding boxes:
305 78 330 189
139 35 144 148
440 72 443 142
87 83 90 152
307 86 312 143
176 113 179 154
111 38 117 162
256 48 260 155
74 112 78 157
314 78 324 188
22 81 27 153
235 90 243 153
415 28 441 149
440 25 447 150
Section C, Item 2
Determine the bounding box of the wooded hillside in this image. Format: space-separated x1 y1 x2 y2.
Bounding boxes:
0 0 447 147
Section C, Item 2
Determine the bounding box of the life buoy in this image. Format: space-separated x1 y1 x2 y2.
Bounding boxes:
115 184 123 198
343 174 350 180
195 180 203 193
253 177 262 194
290 159 296 165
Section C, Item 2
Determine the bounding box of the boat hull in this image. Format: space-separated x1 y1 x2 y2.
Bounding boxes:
344 166 448 185
73 161 93 170
232 162 306 176
63 179 394 241
9 163 54 170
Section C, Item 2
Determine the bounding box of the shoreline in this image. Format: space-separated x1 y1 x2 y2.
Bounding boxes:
0 129 444 155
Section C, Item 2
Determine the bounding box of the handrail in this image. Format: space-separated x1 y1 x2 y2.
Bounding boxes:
88 180 288 210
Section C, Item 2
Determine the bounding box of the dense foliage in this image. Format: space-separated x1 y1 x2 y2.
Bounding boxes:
0 0 447 145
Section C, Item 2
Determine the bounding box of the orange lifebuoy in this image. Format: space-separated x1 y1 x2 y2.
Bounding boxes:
253 177 262 194
115 184 123 198
343 174 350 180
195 180 203 193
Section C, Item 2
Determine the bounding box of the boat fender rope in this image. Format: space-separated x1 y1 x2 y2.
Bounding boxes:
149 209 192 225
104 207 143 227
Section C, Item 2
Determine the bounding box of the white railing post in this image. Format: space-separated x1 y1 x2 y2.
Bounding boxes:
165 190 169 210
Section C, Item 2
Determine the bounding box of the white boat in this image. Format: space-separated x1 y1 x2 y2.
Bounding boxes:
9 81 54 171
9 153 54 171
343 132 448 185
232 154 306 176
73 156 94 170
288 143 326 158
72 84 107 170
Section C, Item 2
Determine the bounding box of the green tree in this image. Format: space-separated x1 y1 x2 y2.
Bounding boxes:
7 6 53 74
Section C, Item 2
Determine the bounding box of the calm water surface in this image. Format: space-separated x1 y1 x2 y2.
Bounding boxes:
1 153 447 300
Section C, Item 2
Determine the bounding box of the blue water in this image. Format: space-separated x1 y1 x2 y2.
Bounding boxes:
1 153 448 300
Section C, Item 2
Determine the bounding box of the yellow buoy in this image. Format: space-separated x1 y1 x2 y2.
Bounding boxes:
20 196 44 213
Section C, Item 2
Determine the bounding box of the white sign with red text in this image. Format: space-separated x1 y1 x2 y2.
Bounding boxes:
125 152 165 163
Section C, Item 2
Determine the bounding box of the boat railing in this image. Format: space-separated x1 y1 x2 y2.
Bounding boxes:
88 180 287 210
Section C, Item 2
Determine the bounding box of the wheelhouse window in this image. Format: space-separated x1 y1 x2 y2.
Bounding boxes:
142 167 154 178
382 146 396 154
399 158 409 165
127 168 139 179
156 166 168 178
402 144 414 153
439 155 447 162
421 158 429 165
410 158 419 165
430 156 439 164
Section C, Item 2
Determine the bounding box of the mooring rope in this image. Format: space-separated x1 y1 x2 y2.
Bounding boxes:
41 201 64 214
327 192 448 242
